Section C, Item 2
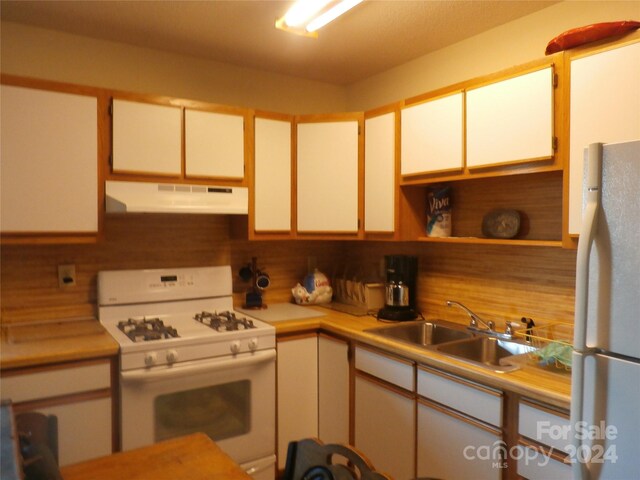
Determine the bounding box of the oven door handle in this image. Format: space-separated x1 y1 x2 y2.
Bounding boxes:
120 350 276 384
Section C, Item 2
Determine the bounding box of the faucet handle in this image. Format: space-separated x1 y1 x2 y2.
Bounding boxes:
505 321 521 336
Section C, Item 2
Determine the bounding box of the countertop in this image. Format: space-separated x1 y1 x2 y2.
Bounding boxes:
272 304 572 410
59 433 251 480
0 318 119 370
0 306 571 410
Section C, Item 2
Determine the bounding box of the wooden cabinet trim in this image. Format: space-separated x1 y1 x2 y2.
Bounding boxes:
520 397 570 420
1 357 113 376
417 396 501 437
355 343 415 367
518 436 570 464
418 364 502 398
354 370 415 400
11 388 112 413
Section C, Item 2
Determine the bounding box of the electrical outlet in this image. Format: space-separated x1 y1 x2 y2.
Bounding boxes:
58 264 76 288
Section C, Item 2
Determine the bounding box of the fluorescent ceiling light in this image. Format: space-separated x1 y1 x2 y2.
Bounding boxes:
276 0 364 37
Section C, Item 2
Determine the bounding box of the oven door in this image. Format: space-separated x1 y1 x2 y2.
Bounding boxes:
120 349 275 465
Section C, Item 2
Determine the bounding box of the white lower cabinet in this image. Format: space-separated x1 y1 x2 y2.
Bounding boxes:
517 399 572 480
417 400 503 480
354 346 415 480
277 334 350 470
318 335 350 445
276 335 318 470
0 359 113 466
416 365 503 480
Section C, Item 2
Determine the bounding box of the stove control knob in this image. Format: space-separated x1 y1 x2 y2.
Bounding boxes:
248 338 259 351
166 349 178 364
230 341 241 354
144 352 158 367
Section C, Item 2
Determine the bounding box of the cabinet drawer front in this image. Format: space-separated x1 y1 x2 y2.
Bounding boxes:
1 362 111 403
517 445 571 480
417 367 501 426
519 401 571 453
355 346 414 391
39 397 112 466
417 402 502 480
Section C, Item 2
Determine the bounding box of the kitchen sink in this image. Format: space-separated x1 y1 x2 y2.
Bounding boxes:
365 320 473 347
435 336 536 372
366 320 536 373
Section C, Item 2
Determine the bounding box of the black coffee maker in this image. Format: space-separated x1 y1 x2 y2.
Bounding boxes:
377 255 418 321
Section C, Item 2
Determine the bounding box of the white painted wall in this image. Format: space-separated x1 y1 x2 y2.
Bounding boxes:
347 1 640 111
0 21 347 115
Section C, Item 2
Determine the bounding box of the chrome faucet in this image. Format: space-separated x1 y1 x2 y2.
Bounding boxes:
446 300 495 332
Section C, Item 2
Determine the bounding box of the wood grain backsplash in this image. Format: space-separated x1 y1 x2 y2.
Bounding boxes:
1 216 576 327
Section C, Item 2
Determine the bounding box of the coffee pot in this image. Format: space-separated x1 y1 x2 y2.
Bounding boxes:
378 255 418 321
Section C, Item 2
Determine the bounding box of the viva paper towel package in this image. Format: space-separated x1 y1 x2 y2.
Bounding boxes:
426 185 451 237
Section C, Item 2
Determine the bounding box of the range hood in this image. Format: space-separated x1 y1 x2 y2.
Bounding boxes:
105 180 248 215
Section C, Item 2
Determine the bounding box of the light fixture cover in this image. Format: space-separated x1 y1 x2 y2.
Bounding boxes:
276 0 364 37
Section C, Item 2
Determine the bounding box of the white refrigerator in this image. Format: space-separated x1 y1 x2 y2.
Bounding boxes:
571 141 640 480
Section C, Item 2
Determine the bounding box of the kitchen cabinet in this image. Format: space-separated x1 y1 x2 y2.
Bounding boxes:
185 108 245 179
401 91 464 176
112 98 248 182
0 82 98 241
277 334 350 469
296 115 363 236
354 345 415 480
416 365 502 480
276 335 318 470
567 38 640 236
0 359 114 466
253 114 293 234
318 335 349 444
364 108 396 235
517 399 572 479
466 66 554 169
112 98 182 176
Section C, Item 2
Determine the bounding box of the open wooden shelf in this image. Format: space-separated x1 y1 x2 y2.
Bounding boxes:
415 236 563 247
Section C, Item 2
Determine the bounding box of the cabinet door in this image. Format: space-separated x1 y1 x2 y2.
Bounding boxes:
0 85 98 233
112 98 182 175
364 111 395 232
276 336 318 469
417 401 502 480
318 335 349 444
354 375 415 480
36 397 112 466
1 360 113 466
401 92 464 175
517 444 572 480
185 109 245 179
254 117 292 232
466 67 554 168
297 120 360 233
568 41 640 235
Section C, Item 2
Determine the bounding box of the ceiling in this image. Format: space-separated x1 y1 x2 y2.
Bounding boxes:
0 0 559 85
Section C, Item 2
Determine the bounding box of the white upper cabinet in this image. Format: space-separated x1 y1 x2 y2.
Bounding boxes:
568 41 640 235
466 67 554 168
1 84 98 233
112 98 182 176
365 111 395 232
297 119 360 233
254 117 292 232
401 92 464 175
185 109 245 179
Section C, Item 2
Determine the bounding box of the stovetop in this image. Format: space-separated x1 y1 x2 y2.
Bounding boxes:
97 266 276 370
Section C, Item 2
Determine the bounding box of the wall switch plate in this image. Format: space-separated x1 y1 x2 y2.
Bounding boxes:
58 264 76 288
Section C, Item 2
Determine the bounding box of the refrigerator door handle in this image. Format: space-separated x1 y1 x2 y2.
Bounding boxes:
571 143 602 480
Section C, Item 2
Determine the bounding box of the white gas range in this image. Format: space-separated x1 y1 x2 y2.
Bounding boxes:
98 266 276 480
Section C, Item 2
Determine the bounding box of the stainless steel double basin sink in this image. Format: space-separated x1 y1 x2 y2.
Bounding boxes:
365 320 535 372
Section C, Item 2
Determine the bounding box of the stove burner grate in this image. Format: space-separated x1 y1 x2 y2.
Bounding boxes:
194 311 255 331
117 317 179 343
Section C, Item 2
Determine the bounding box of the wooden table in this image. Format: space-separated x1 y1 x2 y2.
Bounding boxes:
60 433 252 480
